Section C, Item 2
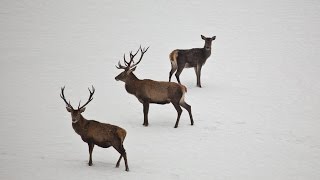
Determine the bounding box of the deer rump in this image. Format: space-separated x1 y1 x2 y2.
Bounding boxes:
127 79 186 105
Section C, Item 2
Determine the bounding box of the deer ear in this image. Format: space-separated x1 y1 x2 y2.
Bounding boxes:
212 36 216 40
79 107 86 113
201 35 206 40
66 107 72 112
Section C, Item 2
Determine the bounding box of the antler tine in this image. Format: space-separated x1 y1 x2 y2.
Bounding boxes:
116 61 127 69
127 48 139 68
60 86 74 109
131 46 149 68
77 100 81 110
130 47 140 60
123 53 130 66
78 86 95 110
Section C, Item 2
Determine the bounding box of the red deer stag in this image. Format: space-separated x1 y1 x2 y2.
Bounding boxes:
115 46 194 128
169 35 216 87
60 86 129 171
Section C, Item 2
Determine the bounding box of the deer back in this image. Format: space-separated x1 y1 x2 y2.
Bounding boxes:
127 79 185 104
179 48 210 66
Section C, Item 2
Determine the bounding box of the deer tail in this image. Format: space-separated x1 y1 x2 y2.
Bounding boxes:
169 50 178 61
169 50 179 69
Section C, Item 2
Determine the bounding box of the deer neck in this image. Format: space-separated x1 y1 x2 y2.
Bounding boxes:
125 73 140 95
203 46 212 58
72 114 88 136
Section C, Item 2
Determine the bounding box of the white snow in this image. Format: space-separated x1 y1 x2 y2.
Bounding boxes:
1 0 320 179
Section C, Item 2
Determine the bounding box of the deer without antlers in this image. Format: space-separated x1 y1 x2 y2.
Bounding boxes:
60 86 129 171
115 46 194 128
169 35 216 87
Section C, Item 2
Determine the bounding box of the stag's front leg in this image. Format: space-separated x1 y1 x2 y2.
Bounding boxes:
143 102 149 126
88 142 94 166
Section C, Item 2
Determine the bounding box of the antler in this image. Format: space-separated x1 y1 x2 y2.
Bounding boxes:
129 48 140 62
60 86 74 110
131 46 149 68
78 86 95 110
116 61 127 69
115 52 134 69
115 46 149 70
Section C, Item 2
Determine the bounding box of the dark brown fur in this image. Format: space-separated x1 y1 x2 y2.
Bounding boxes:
60 87 129 171
169 35 216 87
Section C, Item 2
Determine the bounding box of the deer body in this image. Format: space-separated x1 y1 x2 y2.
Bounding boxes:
115 46 194 128
60 87 129 171
124 74 185 104
171 48 211 68
71 115 126 149
169 35 216 87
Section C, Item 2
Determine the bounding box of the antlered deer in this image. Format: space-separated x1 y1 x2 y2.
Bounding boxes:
115 46 194 128
169 35 216 87
60 86 129 171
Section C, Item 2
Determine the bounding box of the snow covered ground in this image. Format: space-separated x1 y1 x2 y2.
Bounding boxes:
1 0 320 179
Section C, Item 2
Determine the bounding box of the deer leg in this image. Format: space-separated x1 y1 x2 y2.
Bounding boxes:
143 102 149 126
195 64 202 87
180 102 194 125
169 66 177 82
172 102 183 128
113 142 129 171
88 142 94 166
122 146 129 172
194 67 198 85
116 155 122 168
175 65 185 84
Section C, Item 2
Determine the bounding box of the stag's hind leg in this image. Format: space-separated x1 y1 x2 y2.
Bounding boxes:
113 141 129 171
172 102 182 128
116 155 122 167
180 102 194 126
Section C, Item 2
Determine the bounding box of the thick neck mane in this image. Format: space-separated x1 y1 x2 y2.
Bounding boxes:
72 114 88 136
124 72 140 95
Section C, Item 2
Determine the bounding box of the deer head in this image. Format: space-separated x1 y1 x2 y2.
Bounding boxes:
60 86 95 123
201 35 216 50
115 46 149 82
